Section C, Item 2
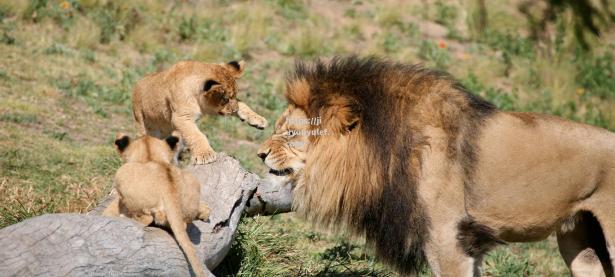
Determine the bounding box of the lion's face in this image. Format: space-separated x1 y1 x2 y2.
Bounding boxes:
257 104 310 180
202 82 239 116
188 61 245 116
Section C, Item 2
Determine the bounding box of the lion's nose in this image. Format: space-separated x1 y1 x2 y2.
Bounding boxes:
257 151 268 161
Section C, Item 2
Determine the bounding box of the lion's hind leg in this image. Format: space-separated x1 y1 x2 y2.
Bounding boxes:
586 212 615 275
557 211 612 277
584 170 615 275
133 213 154 226
152 209 168 226
102 197 121 217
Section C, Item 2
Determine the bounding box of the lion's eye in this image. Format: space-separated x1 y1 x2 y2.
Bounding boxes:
286 130 297 138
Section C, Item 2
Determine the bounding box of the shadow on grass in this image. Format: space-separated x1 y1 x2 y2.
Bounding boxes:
212 229 246 276
307 240 396 277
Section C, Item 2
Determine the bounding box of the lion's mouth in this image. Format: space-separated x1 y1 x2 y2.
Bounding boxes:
269 168 294 176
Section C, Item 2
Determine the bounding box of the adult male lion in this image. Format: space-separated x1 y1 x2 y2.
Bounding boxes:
257 57 615 276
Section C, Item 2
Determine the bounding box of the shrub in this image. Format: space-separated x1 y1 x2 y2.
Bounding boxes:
22 0 77 28
89 2 141 43
434 0 457 27
418 40 450 70
44 42 73 55
178 16 196 41
269 0 307 20
22 0 48 22
576 52 615 99
482 29 535 59
484 247 535 276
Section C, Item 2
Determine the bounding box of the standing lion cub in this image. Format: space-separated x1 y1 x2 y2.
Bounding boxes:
133 60 268 164
103 134 210 277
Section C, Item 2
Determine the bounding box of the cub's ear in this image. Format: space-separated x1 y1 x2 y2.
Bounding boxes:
165 135 180 150
203 79 221 92
114 133 131 153
225 60 245 77
322 96 361 135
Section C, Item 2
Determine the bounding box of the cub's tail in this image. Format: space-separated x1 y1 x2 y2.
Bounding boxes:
165 197 207 277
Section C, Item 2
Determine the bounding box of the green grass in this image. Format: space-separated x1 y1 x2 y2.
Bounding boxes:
418 40 451 70
576 52 615 99
1 0 614 275
0 124 119 227
215 215 396 276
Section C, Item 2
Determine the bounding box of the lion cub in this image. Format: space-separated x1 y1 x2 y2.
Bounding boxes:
103 134 210 277
132 60 268 164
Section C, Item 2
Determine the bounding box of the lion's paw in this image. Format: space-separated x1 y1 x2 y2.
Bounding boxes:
192 149 217 165
247 114 268 130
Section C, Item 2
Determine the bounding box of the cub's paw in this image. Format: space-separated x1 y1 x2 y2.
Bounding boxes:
192 149 217 165
134 214 154 226
247 114 268 130
198 202 210 221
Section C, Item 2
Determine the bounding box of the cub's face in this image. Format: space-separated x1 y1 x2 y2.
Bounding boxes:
257 105 309 181
184 60 246 116
114 134 179 164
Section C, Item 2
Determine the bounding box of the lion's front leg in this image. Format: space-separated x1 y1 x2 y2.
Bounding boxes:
235 101 267 130
172 112 216 164
424 220 481 277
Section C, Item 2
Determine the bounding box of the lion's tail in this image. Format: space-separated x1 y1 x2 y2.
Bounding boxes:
165 196 206 277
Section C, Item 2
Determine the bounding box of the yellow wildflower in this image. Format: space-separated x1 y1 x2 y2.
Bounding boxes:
60 1 71 10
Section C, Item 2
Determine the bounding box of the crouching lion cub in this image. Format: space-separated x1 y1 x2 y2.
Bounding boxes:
132 60 268 164
103 134 210 277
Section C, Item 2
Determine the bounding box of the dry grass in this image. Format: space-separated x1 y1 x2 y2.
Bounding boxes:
1 0 614 275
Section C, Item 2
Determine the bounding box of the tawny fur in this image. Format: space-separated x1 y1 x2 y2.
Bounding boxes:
133 60 267 164
103 134 210 277
258 56 615 276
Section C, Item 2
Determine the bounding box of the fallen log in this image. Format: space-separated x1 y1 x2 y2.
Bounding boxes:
0 153 293 276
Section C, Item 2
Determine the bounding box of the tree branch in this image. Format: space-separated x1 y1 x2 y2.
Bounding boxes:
0 153 293 276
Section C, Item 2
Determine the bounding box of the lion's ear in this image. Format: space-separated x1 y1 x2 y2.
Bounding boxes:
203 79 221 92
322 97 360 135
285 79 310 109
114 133 131 153
224 60 245 77
165 135 179 150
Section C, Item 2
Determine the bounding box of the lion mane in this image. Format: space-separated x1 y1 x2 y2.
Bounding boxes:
284 56 496 274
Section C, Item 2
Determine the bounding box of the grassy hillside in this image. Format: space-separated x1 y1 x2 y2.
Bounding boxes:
1 0 613 276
